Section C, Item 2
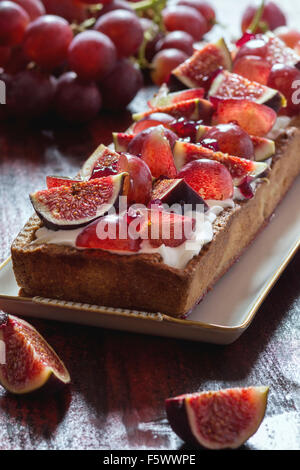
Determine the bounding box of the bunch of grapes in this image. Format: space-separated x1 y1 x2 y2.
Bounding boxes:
0 0 216 122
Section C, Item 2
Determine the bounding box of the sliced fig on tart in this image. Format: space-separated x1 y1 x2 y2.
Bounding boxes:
148 87 205 108
165 386 269 449
0 313 70 394
79 144 128 180
30 173 129 230
46 176 81 189
208 70 286 112
174 141 269 184
172 38 232 89
152 178 208 212
132 98 213 123
113 132 134 153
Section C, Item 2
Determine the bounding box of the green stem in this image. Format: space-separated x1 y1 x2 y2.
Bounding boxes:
248 0 265 33
131 0 165 13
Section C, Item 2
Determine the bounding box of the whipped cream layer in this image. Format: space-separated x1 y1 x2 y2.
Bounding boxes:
33 199 235 270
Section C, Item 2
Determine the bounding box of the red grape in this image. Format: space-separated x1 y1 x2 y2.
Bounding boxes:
24 14 74 70
126 154 153 205
0 1 30 47
55 71 102 122
235 38 269 60
97 0 133 16
274 26 300 49
4 45 29 73
13 0 45 20
42 0 87 23
94 10 143 57
162 5 207 41
0 46 11 68
177 0 216 33
151 48 188 86
2 69 56 118
128 126 177 156
233 55 271 85
267 64 300 116
241 2 286 33
155 31 194 56
68 30 117 81
200 123 254 159
99 59 143 110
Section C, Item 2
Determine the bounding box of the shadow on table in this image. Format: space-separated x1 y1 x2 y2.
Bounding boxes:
0 383 71 442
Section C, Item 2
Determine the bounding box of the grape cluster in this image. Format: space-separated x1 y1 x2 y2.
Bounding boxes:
0 0 216 122
0 0 143 122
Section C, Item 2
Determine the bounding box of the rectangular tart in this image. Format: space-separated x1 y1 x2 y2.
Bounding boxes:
11 123 300 318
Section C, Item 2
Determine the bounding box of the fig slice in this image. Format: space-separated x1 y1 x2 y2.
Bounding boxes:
112 132 134 153
152 178 208 212
148 87 205 108
196 125 276 161
208 70 286 112
0 313 70 394
173 141 269 184
172 38 232 89
79 144 128 180
46 176 81 189
132 98 213 123
30 173 129 230
165 386 269 449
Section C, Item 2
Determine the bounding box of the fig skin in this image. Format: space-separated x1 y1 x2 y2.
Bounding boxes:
166 387 269 450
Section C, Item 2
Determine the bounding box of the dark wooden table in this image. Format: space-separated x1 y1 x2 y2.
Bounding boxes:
0 0 299 451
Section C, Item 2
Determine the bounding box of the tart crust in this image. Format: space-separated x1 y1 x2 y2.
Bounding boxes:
11 124 300 317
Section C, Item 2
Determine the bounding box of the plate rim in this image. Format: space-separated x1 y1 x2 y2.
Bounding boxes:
1 232 299 334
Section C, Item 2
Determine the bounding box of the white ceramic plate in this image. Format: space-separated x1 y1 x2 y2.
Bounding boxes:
0 177 299 345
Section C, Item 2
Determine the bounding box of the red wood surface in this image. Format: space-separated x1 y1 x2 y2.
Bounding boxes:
0 0 299 451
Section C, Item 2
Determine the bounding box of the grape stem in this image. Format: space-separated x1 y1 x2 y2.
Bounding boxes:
248 0 268 33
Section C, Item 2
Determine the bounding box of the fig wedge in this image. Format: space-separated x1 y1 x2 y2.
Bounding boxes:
166 386 269 449
30 173 129 230
0 313 70 395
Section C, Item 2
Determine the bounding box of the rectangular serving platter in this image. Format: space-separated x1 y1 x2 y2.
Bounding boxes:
0 175 299 345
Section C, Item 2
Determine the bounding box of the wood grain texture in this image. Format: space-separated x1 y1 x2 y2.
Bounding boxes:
0 0 299 450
